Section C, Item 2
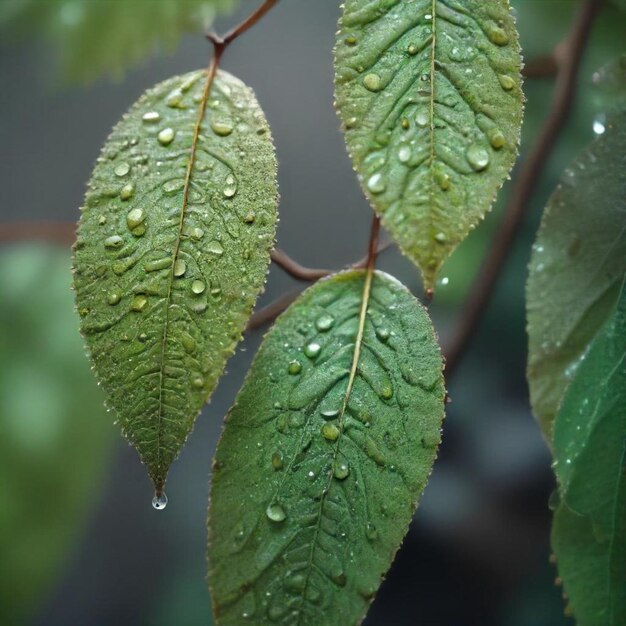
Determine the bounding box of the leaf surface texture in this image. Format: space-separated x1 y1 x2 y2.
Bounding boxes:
208 270 445 626
73 69 277 492
335 0 523 289
527 113 626 438
552 283 626 626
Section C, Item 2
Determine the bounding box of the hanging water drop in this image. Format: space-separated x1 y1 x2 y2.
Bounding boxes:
152 492 168 510
398 146 412 163
288 360 302 375
120 183 134 200
334 462 350 480
174 259 186 277
223 174 237 198
499 74 515 91
489 129 506 149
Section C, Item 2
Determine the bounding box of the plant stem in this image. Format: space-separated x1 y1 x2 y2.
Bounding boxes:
444 0 604 380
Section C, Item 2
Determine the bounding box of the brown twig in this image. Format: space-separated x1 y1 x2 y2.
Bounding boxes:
444 0 604 380
270 249 332 281
0 221 75 245
522 54 559 79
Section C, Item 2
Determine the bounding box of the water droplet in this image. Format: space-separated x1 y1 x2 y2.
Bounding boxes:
365 522 378 541
415 108 429 127
401 117 410 130
266 503 286 523
435 170 451 190
144 258 172 272
192 375 204 389
174 259 186 277
304 342 321 358
345 35 357 46
191 227 204 240
120 183 134 200
271 451 283 470
321 422 340 441
223 174 237 198
488 26 509 46
331 569 347 587
345 117 358 129
142 111 160 123
367 172 386 194
98 216 107 225
191 280 206 295
334 462 349 480
131 295 148 312
288 360 302 375
285 574 306 592
207 240 224 256
126 207 145 230
316 314 335 331
163 179 183 196
152 492 168 510
376 327 390 342
107 292 121 306
114 162 130 177
320 409 339 420
398 146 412 163
407 44 418 55
104 235 123 248
158 128 175 146
434 232 447 244
499 74 515 91
363 73 382 92
380 385 393 400
489 129 506 149
466 144 490 171
593 115 606 135
211 120 234 136
181 333 196 352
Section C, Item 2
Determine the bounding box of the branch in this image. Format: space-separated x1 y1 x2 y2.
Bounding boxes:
270 249 332 281
443 0 604 380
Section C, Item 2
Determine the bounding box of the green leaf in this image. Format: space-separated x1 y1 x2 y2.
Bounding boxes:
73 69 277 496
551 283 626 626
334 0 523 290
591 53 626 126
526 112 626 439
0 245 114 623
208 269 445 626
0 0 241 82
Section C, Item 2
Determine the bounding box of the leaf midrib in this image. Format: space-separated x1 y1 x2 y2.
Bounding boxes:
154 68 214 489
295 267 375 622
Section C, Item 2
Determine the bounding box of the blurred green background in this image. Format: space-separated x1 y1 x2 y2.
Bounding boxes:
0 1 623 624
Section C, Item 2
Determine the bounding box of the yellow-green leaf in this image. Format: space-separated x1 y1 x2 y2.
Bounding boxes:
208 270 445 626
335 0 523 290
73 69 277 497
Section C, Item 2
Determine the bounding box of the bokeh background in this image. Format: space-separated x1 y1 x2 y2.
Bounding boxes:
0 1 623 624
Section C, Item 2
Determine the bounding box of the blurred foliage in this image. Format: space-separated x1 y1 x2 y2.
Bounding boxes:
0 245 114 624
0 0 244 81
591 53 626 123
551 283 626 625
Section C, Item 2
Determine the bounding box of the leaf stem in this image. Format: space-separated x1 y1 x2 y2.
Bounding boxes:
443 0 604 380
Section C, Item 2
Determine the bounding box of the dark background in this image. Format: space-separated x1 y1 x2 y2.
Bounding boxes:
0 1 623 624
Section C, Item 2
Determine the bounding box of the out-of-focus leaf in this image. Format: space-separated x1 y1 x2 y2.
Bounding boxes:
527 112 626 439
208 270 445 626
0 245 114 624
591 53 626 132
334 0 524 290
73 69 277 497
551 283 626 625
0 0 243 82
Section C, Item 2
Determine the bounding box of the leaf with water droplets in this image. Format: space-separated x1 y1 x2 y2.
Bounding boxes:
334 0 523 290
0 0 241 81
208 270 445 626
551 282 626 626
73 69 277 496
527 112 626 439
